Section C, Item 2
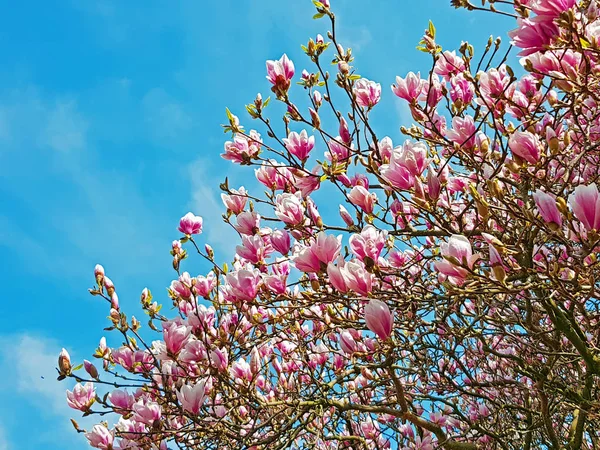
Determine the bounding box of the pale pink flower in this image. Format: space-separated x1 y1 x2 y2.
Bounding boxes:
224 268 262 301
66 382 95 411
446 115 477 149
434 235 478 284
132 399 162 425
222 131 262 163
221 187 247 214
533 190 562 227
348 185 377 214
349 225 388 262
85 424 114 450
509 130 541 164
177 379 207 414
235 211 261 235
568 183 600 231
434 50 465 80
270 229 291 255
163 321 191 355
364 299 394 340
392 72 425 102
275 193 305 225
353 78 381 108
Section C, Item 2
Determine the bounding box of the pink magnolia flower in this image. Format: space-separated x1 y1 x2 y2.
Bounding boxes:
568 183 600 231
224 268 262 301
193 272 217 297
109 389 135 411
339 330 358 354
434 50 465 80
222 131 262 163
266 54 295 90
210 347 229 372
270 229 291 255
392 72 425 102
339 117 352 144
446 115 477 149
275 193 305 225
163 321 192 355
85 424 114 450
132 399 162 425
348 185 377 214
66 382 95 411
177 379 207 414
235 211 261 235
450 73 475 105
178 212 203 235
397 140 429 176
509 131 541 164
349 225 388 262
342 260 373 296
532 0 576 21
339 204 354 226
364 299 394 340
380 152 415 191
230 358 253 383
221 187 247 215
255 160 292 191
294 233 341 273
283 130 315 161
533 190 562 227
236 234 272 264
353 78 381 108
477 66 511 102
326 137 352 162
434 235 478 284
508 17 559 56
327 258 348 292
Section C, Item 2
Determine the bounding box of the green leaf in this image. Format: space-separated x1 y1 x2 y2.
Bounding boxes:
263 96 271 108
72 363 84 371
313 13 324 19
225 107 233 121
313 0 324 7
580 37 591 48
428 20 436 39
348 74 361 80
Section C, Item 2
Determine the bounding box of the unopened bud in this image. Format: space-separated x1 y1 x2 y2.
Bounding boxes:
205 244 214 260
84 360 99 379
338 61 350 75
104 277 115 296
94 264 105 286
58 348 72 376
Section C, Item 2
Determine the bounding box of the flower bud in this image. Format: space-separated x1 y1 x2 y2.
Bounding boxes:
58 348 72 376
84 360 99 379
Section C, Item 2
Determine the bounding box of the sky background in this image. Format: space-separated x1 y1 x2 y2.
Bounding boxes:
0 1 515 448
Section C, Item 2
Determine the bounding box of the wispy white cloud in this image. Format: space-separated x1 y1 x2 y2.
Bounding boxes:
41 100 89 152
0 334 92 448
0 423 8 450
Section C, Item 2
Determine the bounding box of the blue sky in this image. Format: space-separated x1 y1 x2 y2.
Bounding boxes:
0 1 514 448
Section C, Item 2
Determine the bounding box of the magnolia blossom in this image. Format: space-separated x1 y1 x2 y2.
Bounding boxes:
533 189 562 227
392 72 425 102
509 130 541 164
283 130 315 161
348 185 377 214
85 424 114 450
178 212 203 235
275 193 305 225
177 379 207 414
353 78 381 108
568 183 600 231
364 299 394 340
266 53 295 92
66 382 95 411
221 187 248 214
434 235 478 284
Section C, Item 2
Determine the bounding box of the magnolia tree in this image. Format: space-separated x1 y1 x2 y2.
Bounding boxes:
58 1 600 449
